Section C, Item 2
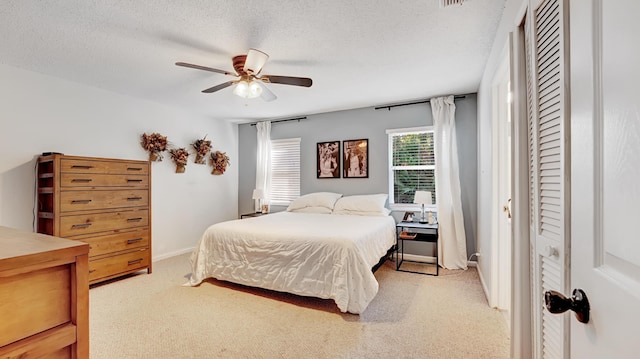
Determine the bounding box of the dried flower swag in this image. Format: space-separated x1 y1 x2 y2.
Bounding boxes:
192 136 212 164
140 132 168 161
169 147 189 173
210 151 230 175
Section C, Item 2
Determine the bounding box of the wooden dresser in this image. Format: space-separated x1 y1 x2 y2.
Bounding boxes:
37 154 152 285
0 226 89 358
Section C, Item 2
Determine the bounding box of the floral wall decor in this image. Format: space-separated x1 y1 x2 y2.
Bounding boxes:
210 151 230 175
169 147 189 173
192 136 212 164
140 132 168 161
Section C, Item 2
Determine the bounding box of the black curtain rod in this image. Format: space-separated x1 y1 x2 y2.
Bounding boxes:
249 116 306 126
374 94 470 111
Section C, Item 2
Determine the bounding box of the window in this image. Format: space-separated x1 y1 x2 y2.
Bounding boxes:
269 138 301 205
387 127 436 208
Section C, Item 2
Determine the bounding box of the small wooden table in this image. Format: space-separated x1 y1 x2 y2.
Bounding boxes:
395 221 439 276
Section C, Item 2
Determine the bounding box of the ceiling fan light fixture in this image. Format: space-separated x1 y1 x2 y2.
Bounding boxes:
249 81 263 97
233 79 263 99
176 48 312 101
233 80 248 97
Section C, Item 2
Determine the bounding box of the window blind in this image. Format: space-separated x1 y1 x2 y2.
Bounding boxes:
270 138 300 205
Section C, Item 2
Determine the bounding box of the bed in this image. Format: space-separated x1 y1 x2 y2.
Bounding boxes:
186 193 396 314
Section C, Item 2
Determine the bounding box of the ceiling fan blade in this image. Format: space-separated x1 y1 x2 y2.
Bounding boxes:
262 75 312 87
259 83 277 102
175 62 235 76
243 49 269 75
202 81 235 93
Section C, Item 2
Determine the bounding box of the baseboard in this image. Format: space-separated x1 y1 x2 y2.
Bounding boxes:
476 261 491 305
153 247 194 262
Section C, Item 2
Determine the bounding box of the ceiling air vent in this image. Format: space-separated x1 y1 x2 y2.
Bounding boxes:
440 0 469 7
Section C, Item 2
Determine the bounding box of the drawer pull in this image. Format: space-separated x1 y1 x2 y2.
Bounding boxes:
127 217 143 222
127 179 143 183
128 259 143 266
71 199 92 204
71 178 93 183
89 269 96 274
127 196 143 201
72 165 94 169
126 238 143 245
71 223 92 228
399 232 418 240
127 167 143 171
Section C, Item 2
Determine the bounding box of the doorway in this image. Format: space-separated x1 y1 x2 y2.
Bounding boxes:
491 45 512 315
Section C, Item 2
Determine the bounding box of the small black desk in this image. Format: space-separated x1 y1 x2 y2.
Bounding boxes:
396 222 439 276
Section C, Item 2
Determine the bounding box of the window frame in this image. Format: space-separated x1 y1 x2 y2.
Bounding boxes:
387 126 437 212
269 137 301 206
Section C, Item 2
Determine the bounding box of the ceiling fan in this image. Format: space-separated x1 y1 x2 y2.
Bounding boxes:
175 49 312 102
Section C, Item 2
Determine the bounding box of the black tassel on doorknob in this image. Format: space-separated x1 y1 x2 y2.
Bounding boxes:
544 288 590 324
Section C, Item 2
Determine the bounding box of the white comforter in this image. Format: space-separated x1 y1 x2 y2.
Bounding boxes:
186 211 396 314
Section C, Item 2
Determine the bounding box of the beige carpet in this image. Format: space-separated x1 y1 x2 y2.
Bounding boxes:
90 254 509 358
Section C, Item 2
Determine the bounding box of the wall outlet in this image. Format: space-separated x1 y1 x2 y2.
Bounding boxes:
468 252 481 260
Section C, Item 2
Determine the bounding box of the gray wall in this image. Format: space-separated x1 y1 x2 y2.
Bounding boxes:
238 95 478 257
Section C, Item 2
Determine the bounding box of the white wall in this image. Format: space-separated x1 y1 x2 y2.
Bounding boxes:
476 0 526 298
0 63 238 260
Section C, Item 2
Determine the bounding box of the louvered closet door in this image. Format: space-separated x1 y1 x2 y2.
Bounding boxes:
525 0 570 358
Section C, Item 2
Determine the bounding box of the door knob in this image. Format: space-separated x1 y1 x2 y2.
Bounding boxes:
544 245 558 257
544 289 590 324
502 199 512 219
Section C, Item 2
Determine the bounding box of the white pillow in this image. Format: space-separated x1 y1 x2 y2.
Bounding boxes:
332 194 389 214
286 192 343 212
288 206 333 214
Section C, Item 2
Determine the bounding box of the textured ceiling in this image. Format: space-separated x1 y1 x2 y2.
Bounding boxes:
0 0 505 122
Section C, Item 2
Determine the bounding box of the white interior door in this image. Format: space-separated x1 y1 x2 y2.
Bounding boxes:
499 77 511 314
491 51 513 312
569 0 640 356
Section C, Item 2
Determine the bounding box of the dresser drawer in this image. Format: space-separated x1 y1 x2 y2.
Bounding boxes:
89 248 149 282
60 189 148 212
61 158 149 175
60 209 149 237
0 265 71 347
80 229 150 257
61 173 148 188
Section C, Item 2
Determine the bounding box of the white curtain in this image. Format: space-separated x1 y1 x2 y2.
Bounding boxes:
431 96 468 270
255 121 272 212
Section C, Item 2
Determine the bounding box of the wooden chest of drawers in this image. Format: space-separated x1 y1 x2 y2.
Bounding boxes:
0 226 89 358
37 154 152 285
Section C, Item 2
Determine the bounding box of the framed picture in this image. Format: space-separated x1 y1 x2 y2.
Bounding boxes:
342 139 368 178
402 212 415 222
317 141 340 178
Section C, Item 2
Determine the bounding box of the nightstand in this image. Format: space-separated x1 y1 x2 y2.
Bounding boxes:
396 221 439 276
240 212 268 219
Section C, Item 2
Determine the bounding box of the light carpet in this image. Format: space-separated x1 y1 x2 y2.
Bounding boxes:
90 254 509 358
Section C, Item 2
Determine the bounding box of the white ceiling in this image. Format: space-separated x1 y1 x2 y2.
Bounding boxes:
0 0 506 122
